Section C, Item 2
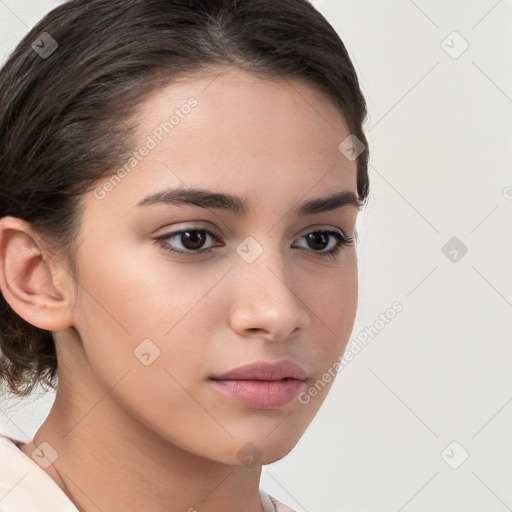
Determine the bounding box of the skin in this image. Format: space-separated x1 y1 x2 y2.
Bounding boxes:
0 66 360 512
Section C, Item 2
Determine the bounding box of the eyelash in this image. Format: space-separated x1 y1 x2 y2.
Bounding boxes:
153 227 354 260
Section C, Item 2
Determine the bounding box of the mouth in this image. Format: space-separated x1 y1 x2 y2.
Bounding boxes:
209 360 307 409
209 378 306 409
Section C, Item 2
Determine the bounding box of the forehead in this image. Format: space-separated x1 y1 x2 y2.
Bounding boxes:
90 66 358 214
137 67 351 143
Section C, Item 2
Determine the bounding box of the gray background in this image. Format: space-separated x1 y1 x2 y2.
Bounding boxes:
1 1 511 511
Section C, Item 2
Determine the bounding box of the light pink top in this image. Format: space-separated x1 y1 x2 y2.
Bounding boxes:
0 434 296 512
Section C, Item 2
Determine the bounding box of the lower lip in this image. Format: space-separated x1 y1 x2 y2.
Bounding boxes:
210 378 306 409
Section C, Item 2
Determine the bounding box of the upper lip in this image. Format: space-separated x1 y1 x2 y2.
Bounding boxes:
210 360 307 381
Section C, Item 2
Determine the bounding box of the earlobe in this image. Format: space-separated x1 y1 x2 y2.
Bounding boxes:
0 216 75 331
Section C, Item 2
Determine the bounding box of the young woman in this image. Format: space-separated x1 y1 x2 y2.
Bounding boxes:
0 1 370 510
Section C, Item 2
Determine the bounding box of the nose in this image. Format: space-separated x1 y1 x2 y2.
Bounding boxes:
229 248 310 342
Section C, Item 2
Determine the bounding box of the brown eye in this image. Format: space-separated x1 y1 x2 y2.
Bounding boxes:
154 228 221 256
176 230 209 251
293 230 354 259
154 227 353 259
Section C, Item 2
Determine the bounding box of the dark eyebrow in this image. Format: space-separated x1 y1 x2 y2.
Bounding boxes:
136 187 361 215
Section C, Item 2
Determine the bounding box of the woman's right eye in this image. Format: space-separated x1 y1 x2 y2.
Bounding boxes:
154 228 221 256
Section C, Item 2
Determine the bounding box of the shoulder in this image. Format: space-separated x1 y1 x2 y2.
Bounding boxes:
265 492 298 512
0 434 79 512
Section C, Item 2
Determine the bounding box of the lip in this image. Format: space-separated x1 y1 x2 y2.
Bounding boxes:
209 360 307 409
210 360 307 381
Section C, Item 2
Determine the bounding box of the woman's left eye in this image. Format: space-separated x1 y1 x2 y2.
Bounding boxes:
154 227 354 259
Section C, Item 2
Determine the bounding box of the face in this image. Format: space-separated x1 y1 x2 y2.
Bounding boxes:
64 67 360 465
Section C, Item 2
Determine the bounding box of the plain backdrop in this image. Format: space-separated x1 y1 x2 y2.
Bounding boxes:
0 1 511 511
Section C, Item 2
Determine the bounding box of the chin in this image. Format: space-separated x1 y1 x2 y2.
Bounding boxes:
213 430 303 467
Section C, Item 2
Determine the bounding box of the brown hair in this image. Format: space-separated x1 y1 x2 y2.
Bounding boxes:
0 0 370 398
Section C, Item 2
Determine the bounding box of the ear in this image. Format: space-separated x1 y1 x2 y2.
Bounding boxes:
0 216 75 331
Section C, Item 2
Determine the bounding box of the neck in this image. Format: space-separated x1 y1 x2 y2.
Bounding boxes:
21 372 264 512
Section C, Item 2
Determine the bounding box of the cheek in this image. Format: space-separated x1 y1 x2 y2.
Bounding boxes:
305 255 358 354
70 252 222 438
72 245 224 381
